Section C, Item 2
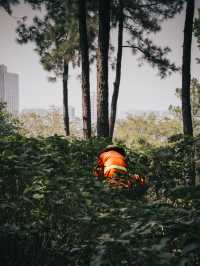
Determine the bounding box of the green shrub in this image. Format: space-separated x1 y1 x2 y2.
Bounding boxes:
0 135 200 265
0 103 20 136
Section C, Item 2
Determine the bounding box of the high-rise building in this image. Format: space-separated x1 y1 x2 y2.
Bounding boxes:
90 91 96 124
0 65 19 115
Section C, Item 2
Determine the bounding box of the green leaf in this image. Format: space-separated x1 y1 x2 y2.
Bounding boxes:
32 193 44 199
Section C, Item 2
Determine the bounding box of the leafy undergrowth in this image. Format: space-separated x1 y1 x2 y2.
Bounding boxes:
0 135 200 266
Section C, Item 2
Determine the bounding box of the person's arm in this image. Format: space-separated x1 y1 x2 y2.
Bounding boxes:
130 174 149 186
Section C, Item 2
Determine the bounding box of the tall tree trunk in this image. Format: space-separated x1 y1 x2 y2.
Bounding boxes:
78 0 91 139
96 47 100 133
63 61 70 136
182 0 195 186
109 0 124 138
182 0 194 136
96 46 100 108
97 0 111 137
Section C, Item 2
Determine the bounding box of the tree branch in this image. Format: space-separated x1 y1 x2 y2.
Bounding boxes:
122 45 147 55
137 3 160 8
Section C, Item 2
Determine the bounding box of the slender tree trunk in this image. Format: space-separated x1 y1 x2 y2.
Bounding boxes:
94 47 100 135
96 47 100 133
182 0 195 185
78 0 91 139
96 47 100 106
63 61 70 136
182 0 194 136
109 0 124 138
97 0 111 137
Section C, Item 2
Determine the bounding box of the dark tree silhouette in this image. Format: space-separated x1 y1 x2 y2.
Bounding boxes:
109 0 184 138
182 0 195 136
109 0 124 138
0 0 19 14
16 8 77 136
97 0 111 137
16 0 96 138
78 0 91 139
63 61 70 136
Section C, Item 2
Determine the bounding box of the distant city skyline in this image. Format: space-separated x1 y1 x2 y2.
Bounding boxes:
21 105 76 120
0 2 199 117
20 105 171 120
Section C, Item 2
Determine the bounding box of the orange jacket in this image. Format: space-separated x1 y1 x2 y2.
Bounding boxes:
98 150 128 178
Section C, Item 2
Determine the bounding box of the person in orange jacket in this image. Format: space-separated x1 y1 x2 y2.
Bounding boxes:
94 145 148 190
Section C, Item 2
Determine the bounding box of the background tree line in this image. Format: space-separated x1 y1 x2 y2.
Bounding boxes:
3 0 198 139
0 77 196 148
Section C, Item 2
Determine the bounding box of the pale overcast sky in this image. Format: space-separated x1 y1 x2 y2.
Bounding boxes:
0 2 200 117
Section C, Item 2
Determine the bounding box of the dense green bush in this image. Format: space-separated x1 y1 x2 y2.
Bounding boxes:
0 103 20 136
0 135 200 265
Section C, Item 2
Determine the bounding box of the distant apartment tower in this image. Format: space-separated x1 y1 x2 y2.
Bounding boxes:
90 91 96 124
0 65 19 115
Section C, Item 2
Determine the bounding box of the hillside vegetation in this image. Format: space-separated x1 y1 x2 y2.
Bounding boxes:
1 134 200 266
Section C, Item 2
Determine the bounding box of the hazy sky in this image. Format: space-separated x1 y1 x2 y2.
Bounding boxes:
0 2 200 117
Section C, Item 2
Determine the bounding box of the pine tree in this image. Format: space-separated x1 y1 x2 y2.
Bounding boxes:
109 0 185 138
63 61 70 136
16 0 96 138
97 0 111 138
169 78 200 136
182 0 195 137
17 4 78 136
0 0 19 14
78 0 91 139
183 0 196 187
109 0 124 138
